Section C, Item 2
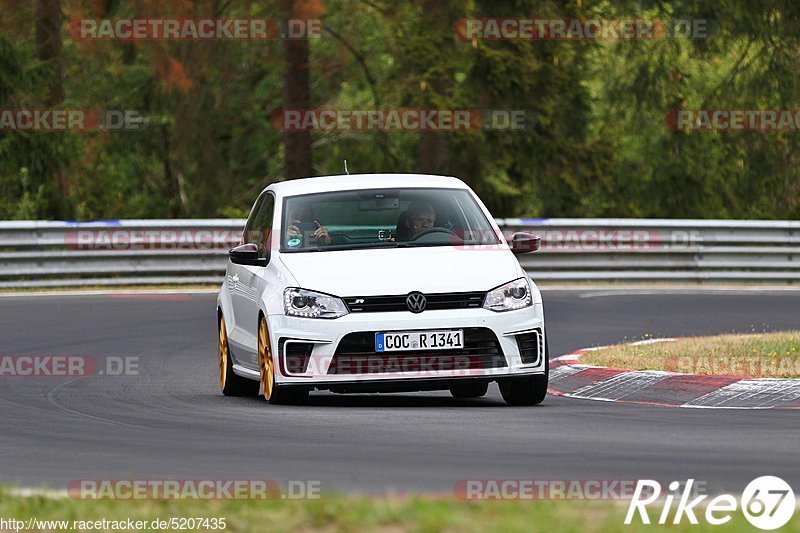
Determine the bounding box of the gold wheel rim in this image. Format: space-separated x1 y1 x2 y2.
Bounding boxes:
219 317 228 391
259 319 274 400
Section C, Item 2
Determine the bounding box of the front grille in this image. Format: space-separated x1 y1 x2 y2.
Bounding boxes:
328 327 506 374
278 338 313 374
516 329 543 365
343 292 486 313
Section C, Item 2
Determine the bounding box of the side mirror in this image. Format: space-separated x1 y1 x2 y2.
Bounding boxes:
229 243 269 266
509 232 541 254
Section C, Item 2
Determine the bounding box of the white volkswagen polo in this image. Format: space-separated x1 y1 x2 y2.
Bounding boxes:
217 174 548 405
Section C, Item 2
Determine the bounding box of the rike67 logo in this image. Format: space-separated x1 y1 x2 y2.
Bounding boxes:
625 477 795 530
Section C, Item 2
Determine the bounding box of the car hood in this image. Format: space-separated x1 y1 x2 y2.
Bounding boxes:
278 246 522 296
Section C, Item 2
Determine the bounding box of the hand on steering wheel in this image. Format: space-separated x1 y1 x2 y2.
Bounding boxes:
411 227 459 241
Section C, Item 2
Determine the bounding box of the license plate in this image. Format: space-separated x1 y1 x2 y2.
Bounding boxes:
375 330 464 352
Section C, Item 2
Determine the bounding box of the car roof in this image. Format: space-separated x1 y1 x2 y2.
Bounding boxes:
265 173 468 197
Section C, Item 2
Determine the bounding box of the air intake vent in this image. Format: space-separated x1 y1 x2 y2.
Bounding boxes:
516 329 543 365
279 338 313 374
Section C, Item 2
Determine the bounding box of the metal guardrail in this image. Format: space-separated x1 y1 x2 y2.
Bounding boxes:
1 218 799 288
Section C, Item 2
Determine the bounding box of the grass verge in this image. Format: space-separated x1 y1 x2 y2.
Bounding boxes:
581 332 800 378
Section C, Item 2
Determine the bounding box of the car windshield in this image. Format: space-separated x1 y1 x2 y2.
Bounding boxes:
280 187 500 253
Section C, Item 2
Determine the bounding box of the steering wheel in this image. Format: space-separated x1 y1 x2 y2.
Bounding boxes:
411 227 460 242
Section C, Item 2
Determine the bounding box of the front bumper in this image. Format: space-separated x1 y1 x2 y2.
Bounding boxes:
266 304 545 386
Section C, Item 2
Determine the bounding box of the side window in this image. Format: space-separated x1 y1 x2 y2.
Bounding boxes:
251 193 275 258
242 192 275 258
242 193 265 245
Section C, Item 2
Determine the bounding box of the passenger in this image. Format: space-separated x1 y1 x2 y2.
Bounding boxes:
285 203 331 246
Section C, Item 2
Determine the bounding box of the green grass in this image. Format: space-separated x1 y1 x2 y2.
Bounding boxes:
581 332 800 378
0 490 788 532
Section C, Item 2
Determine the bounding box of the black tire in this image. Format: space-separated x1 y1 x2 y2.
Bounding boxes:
219 316 259 397
449 381 489 398
499 335 549 406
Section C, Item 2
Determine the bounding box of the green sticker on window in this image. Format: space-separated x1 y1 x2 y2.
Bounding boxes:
287 238 301 248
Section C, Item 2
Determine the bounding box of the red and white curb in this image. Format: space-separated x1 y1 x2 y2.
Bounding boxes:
548 340 800 409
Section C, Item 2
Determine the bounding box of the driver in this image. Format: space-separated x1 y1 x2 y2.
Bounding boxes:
398 201 437 241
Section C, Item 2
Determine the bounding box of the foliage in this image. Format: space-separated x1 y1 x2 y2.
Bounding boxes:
0 0 798 220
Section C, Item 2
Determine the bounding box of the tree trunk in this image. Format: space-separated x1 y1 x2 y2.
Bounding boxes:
282 0 314 179
419 127 449 174
36 0 68 216
36 0 64 106
418 0 451 175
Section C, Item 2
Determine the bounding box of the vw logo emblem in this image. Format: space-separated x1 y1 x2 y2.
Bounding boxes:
406 292 427 313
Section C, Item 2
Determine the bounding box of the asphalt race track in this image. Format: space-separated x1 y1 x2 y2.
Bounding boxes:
1 289 798 495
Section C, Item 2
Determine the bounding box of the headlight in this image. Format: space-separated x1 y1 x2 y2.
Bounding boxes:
283 288 349 319
483 278 532 312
